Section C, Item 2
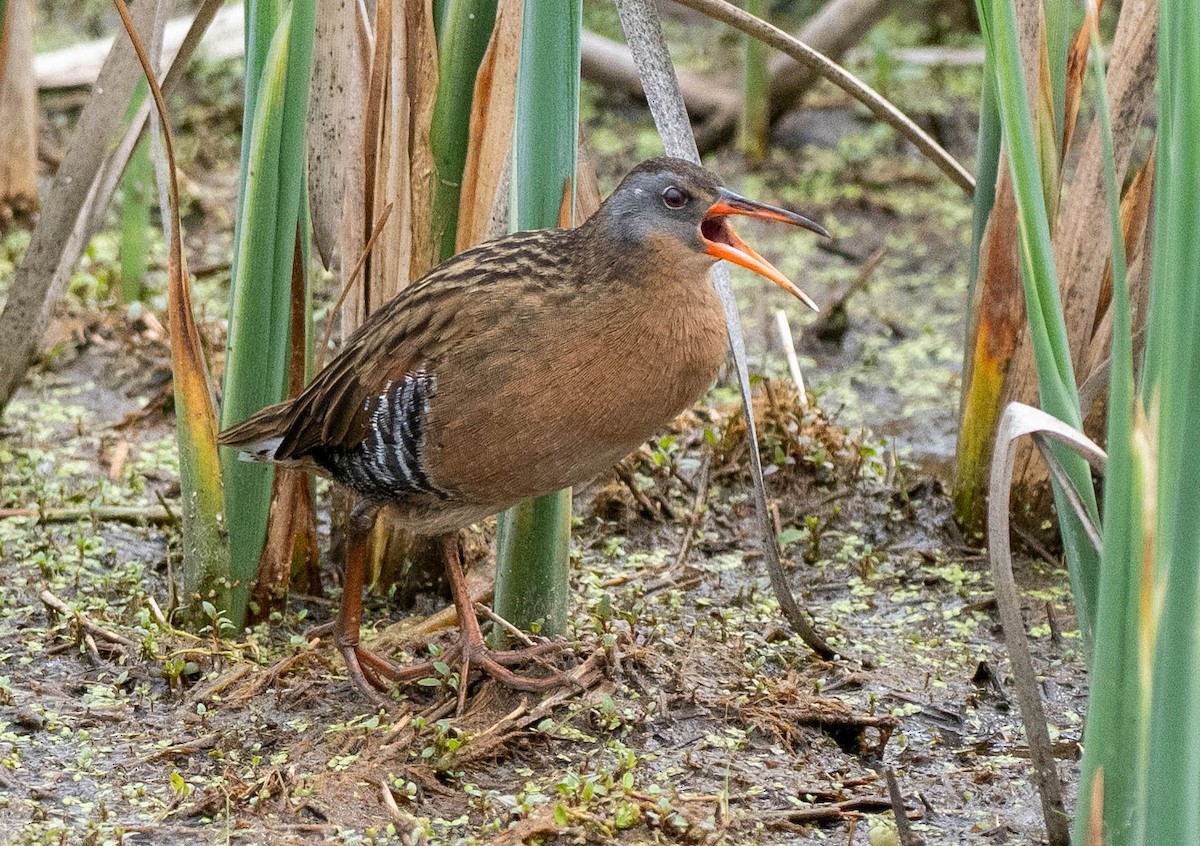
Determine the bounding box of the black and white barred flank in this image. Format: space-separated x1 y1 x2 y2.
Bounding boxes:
319 370 446 501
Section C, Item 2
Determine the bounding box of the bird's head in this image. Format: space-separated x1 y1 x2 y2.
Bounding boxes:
595 157 828 311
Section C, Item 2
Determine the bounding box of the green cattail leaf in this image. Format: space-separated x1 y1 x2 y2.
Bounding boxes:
1137 0 1200 841
429 0 499 261
220 0 317 627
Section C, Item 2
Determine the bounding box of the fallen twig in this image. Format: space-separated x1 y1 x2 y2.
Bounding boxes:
812 246 886 343
141 732 220 762
377 780 406 824
366 580 494 650
146 595 171 628
474 602 537 648
1 504 179 524
613 461 667 521
670 453 711 573
1012 522 1061 568
185 662 255 706
753 795 896 824
39 589 138 656
439 651 607 767
775 310 808 408
828 247 887 314
639 456 712 594
885 767 919 846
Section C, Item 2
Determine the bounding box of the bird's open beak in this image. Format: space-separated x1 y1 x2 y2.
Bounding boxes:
700 187 828 312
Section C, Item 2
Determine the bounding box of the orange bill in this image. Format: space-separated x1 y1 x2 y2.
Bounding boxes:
700 188 828 312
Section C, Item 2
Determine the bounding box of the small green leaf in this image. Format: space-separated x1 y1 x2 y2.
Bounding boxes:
170 770 190 797
777 527 804 547
614 800 639 829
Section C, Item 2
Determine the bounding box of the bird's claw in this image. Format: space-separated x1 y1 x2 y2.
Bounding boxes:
461 640 577 692
336 633 572 699
336 631 445 701
339 643 392 704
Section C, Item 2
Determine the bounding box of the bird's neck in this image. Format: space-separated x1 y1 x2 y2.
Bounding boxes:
570 226 727 393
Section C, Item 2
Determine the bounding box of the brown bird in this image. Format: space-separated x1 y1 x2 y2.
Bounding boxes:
219 157 827 699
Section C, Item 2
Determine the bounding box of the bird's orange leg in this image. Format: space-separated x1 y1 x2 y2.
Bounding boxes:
329 510 567 700
333 504 444 699
440 535 568 692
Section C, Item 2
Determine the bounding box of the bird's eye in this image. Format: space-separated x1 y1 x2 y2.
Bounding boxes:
662 186 688 209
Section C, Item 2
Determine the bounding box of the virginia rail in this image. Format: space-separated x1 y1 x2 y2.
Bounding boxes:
219 157 827 699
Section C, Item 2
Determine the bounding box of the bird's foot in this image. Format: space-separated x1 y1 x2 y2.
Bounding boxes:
306 620 396 701
335 631 446 702
341 639 569 700
457 639 576 692
338 642 396 703
336 634 581 703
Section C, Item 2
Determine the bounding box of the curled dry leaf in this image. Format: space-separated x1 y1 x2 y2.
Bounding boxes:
456 0 523 251
987 401 1106 846
954 164 1022 529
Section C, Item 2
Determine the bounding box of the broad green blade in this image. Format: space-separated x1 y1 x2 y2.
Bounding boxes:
494 492 571 638
1138 0 1200 841
220 0 317 626
1042 0 1075 162
1072 4 1144 840
429 0 499 261
966 44 1000 304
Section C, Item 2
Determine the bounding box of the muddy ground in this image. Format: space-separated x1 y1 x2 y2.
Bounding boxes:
0 9 1085 845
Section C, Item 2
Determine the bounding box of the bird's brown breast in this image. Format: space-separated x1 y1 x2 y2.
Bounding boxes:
424 253 727 515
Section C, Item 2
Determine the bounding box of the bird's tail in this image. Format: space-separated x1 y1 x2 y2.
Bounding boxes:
217 401 295 463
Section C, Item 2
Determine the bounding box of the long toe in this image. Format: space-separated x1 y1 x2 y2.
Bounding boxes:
486 640 569 666
340 643 454 702
340 644 392 704
464 641 577 692
472 652 569 692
